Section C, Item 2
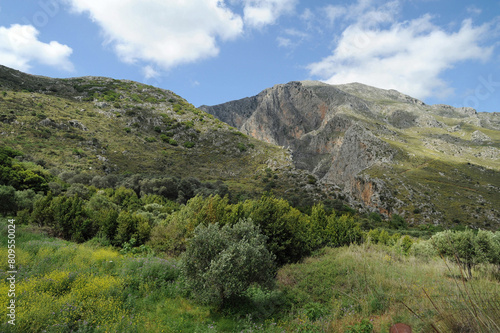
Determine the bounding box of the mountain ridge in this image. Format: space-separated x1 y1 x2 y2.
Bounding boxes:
1 64 499 227
200 80 500 227
0 65 327 206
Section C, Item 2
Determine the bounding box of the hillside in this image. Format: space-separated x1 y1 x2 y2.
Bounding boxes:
200 81 500 227
0 65 325 202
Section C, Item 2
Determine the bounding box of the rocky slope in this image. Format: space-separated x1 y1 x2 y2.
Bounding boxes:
1 65 321 200
200 81 500 227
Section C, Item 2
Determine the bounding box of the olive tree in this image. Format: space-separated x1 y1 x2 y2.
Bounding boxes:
430 229 499 279
182 218 276 308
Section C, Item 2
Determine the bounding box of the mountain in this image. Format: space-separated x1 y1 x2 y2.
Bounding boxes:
200 81 500 227
0 65 325 202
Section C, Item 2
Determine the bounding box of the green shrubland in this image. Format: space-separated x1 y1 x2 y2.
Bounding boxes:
0 146 499 332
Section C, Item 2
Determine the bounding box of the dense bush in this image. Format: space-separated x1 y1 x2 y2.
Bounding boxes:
430 229 500 279
182 219 276 307
243 194 311 265
0 147 52 192
326 215 363 248
0 185 16 216
148 195 241 254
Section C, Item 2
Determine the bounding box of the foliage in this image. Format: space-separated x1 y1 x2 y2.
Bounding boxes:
182 219 276 308
237 142 247 152
389 214 407 229
430 229 500 279
183 141 195 148
50 194 92 242
325 214 363 248
0 185 16 216
309 203 329 248
243 194 311 265
0 147 52 192
346 319 374 333
14 188 42 212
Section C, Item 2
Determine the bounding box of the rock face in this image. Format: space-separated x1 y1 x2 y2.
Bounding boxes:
201 81 500 226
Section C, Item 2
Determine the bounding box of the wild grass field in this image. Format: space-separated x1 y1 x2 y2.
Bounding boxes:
1 219 499 333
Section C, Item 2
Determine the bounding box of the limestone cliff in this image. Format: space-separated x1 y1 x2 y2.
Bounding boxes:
201 81 500 227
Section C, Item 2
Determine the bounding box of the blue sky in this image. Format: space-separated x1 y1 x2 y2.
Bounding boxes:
0 0 499 112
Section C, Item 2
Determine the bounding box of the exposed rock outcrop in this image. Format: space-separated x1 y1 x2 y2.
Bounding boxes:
201 81 500 226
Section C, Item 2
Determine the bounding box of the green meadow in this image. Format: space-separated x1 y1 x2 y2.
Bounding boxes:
1 219 499 333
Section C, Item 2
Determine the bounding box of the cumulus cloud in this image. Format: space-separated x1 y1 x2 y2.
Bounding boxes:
243 0 297 28
64 0 297 71
0 24 73 72
142 65 159 80
65 0 244 69
308 1 494 99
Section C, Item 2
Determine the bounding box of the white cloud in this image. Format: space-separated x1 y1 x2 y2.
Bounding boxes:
65 0 244 70
324 5 346 25
277 28 308 48
277 36 292 47
142 65 159 80
466 6 482 15
308 1 494 99
300 8 314 22
0 24 73 72
243 0 297 28
62 0 298 71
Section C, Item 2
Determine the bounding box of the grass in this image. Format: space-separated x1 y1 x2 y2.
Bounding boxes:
366 138 500 227
0 86 293 196
2 219 498 332
0 219 223 332
276 243 500 332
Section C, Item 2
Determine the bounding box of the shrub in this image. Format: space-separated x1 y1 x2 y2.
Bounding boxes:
182 219 276 308
237 143 247 152
389 214 407 229
309 203 329 247
410 240 437 259
243 194 311 265
50 195 94 242
15 189 42 212
183 141 195 148
430 229 499 279
325 215 363 248
0 185 16 215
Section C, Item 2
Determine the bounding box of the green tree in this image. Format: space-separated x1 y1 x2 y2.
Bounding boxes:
325 215 363 247
309 203 330 248
0 185 16 216
50 195 92 242
243 194 310 265
85 193 120 242
431 229 498 279
389 214 407 229
182 219 275 308
112 186 141 211
30 192 54 226
14 189 41 212
115 211 152 246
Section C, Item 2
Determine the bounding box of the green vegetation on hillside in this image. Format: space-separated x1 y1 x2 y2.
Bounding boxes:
1 220 499 332
1 67 499 332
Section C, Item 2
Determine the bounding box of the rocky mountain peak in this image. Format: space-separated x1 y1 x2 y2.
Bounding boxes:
201 81 500 227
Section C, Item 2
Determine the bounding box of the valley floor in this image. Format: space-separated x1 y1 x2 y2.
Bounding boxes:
1 220 499 333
